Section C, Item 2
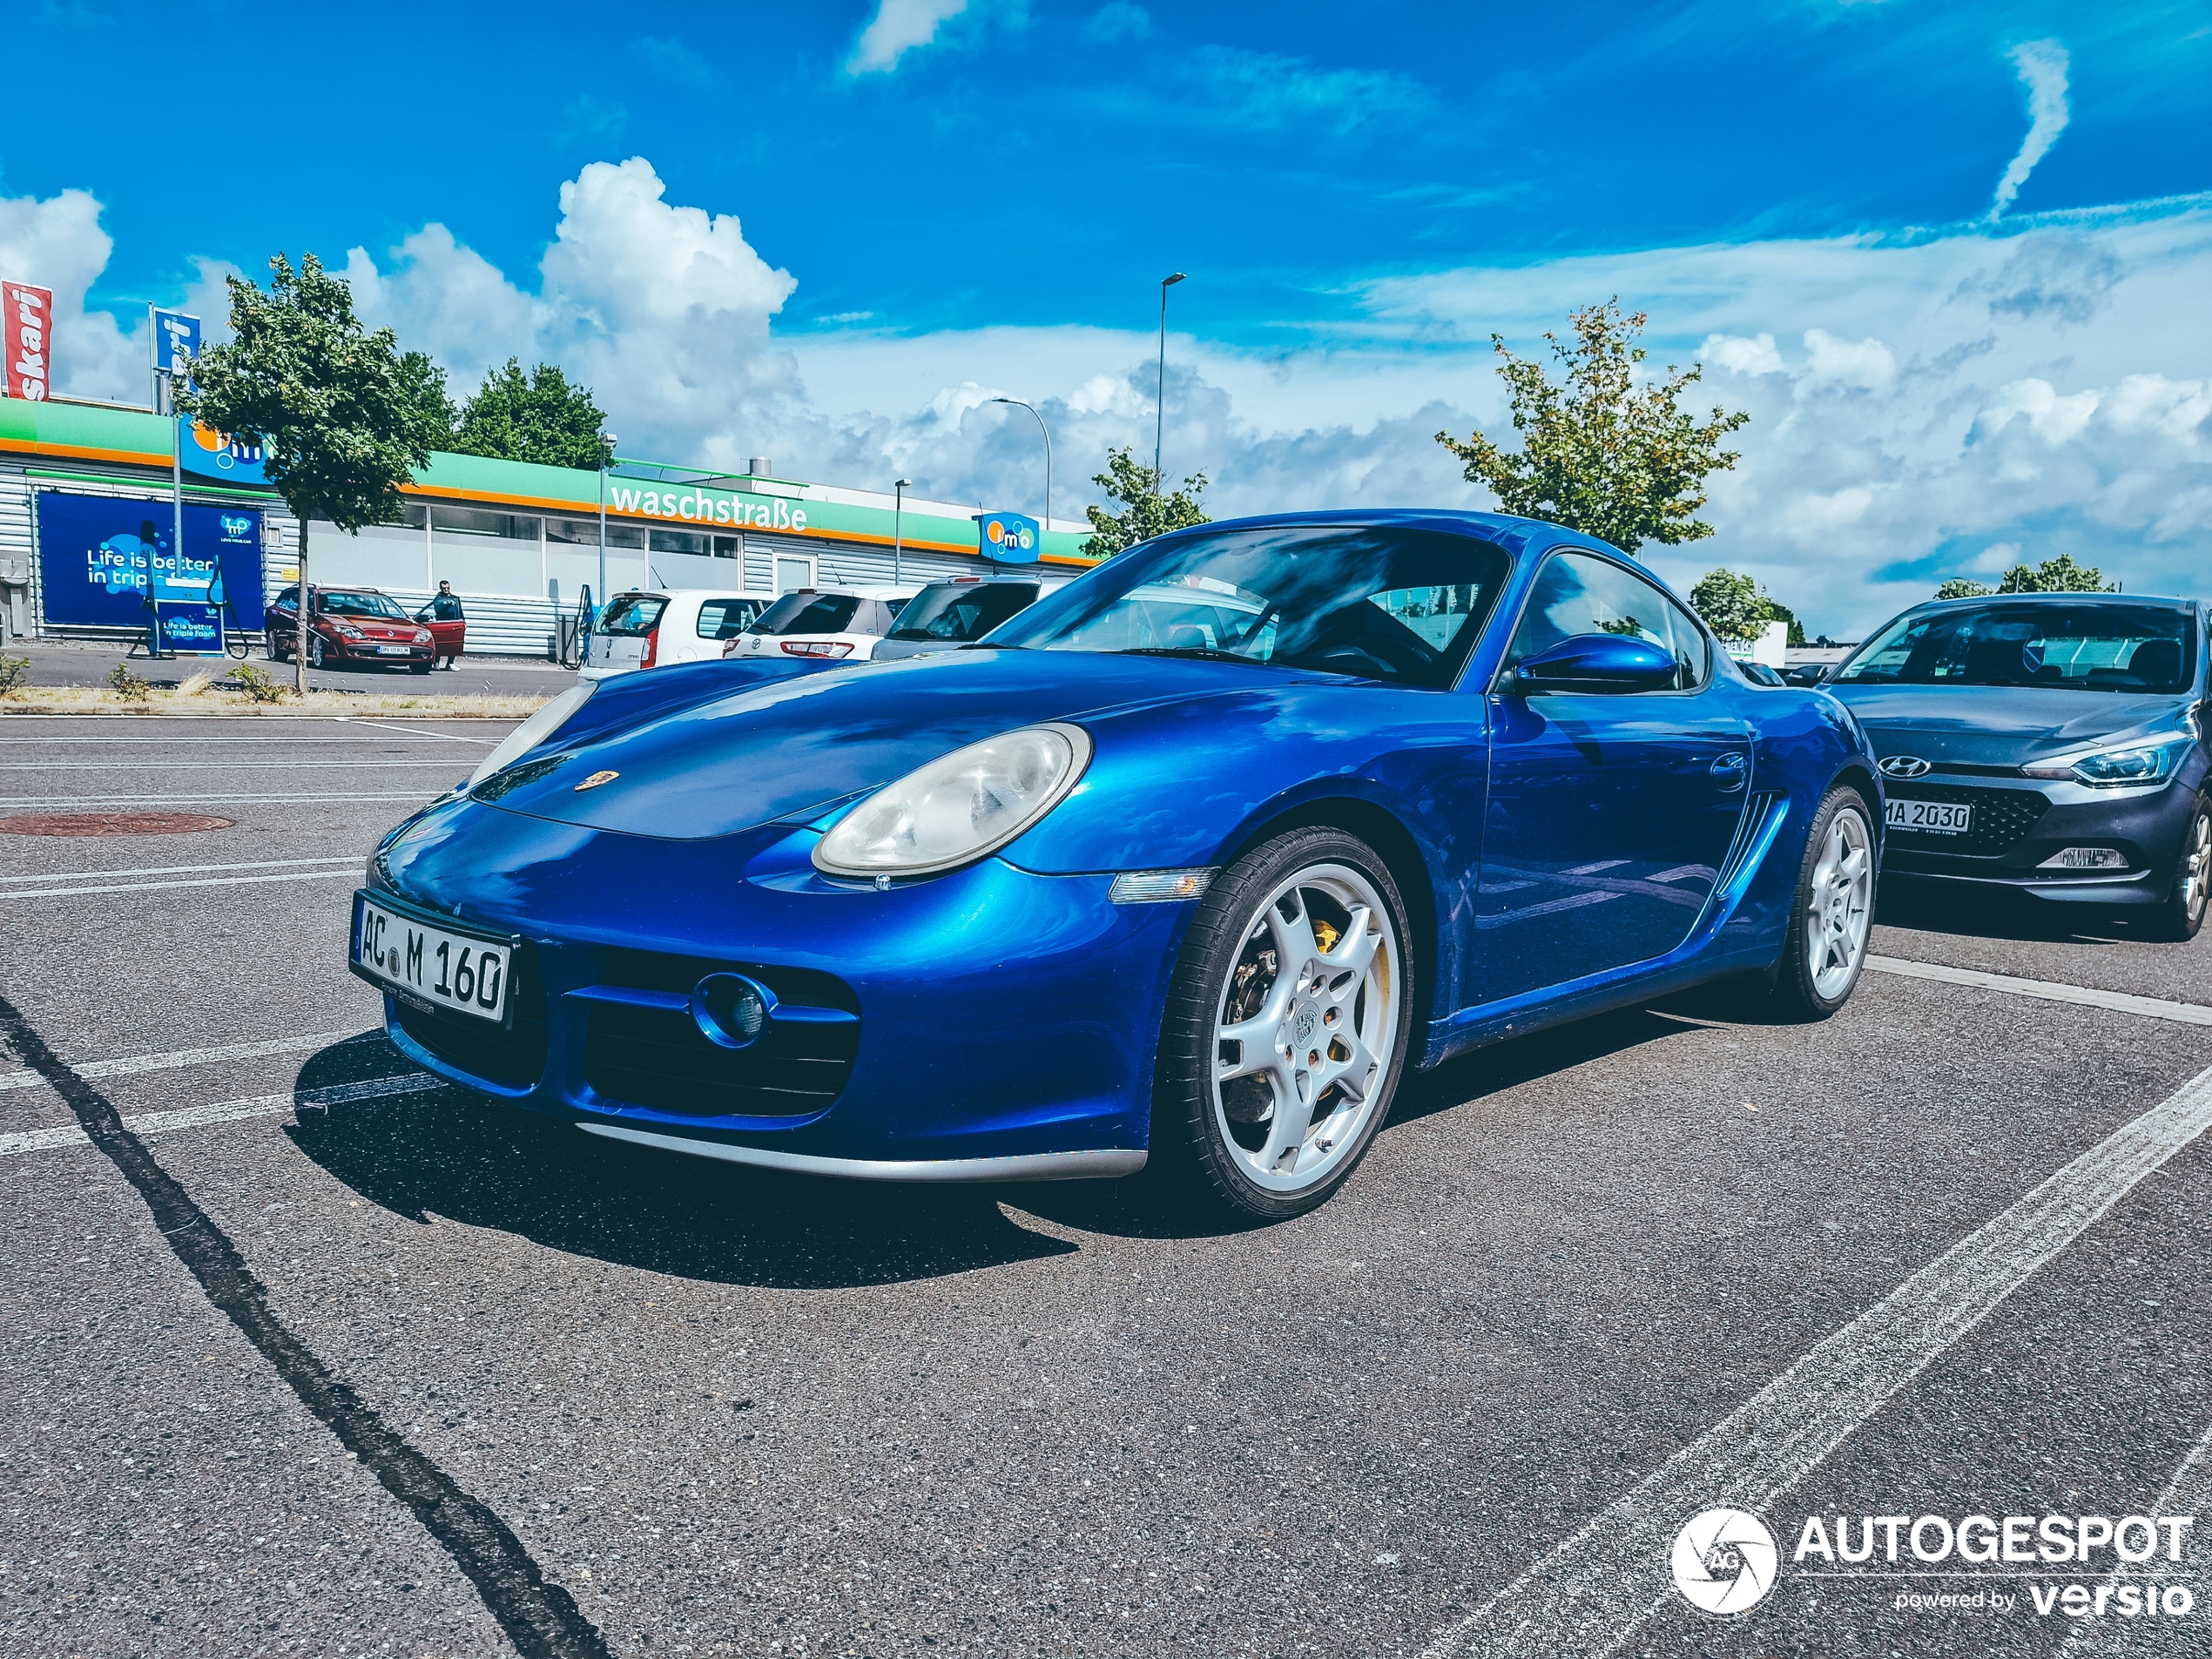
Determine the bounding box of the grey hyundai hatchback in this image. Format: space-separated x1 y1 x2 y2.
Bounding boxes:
1824 592 2211 938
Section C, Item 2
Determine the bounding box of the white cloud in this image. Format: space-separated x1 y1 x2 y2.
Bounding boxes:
17 160 2212 641
1991 39 2069 220
1802 328 1897 389
1702 333 1783 376
1083 2 1150 44
845 0 971 75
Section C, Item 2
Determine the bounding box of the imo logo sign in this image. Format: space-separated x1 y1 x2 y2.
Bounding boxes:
1671 1507 1779 1616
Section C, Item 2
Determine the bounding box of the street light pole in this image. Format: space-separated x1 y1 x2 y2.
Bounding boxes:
893 478 911 584
597 431 617 623
988 397 1052 543
1155 273 1185 496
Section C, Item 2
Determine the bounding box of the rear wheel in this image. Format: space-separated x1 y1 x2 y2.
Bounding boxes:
1152 827 1414 1221
1769 786 1877 1018
2144 798 2210 942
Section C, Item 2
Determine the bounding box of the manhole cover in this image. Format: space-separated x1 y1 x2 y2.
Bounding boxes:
0 813 235 838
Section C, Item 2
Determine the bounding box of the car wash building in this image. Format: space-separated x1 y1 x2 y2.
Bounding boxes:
0 395 1095 654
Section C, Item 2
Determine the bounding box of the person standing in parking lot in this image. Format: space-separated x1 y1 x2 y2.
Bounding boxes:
424 580 465 670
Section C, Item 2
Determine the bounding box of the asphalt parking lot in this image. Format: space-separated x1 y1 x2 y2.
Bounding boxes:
3 715 2209 1658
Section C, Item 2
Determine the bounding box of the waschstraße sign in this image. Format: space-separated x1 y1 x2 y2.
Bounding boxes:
0 398 1097 566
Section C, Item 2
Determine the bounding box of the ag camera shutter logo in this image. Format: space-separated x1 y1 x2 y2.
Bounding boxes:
1671 1507 1779 1615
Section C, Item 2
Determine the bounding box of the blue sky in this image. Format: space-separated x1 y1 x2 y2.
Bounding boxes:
3 1 2209 633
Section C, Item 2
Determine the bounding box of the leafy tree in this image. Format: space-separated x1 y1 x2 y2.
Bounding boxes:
1764 598 1809 648
1436 300 1749 556
1689 567 1776 643
1082 445 1211 558
1936 578 1994 600
177 253 437 693
1996 552 2117 593
450 359 612 470
395 350 458 454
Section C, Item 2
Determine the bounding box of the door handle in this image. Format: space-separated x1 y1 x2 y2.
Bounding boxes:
1710 752 1749 791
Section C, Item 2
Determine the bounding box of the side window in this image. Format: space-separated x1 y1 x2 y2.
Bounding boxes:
695 599 753 640
1500 551 1707 691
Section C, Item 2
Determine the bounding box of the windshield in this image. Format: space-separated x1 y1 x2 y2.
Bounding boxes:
597 593 668 636
888 583 1039 642
1838 602 2197 694
319 591 407 620
988 525 1511 687
749 592 865 636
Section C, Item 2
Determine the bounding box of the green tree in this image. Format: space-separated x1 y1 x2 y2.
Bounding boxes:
1995 552 2117 593
1436 300 1749 556
1082 445 1211 558
1689 567 1772 643
395 350 458 453
450 358 612 470
177 253 437 693
1935 578 1994 600
1764 598 1809 648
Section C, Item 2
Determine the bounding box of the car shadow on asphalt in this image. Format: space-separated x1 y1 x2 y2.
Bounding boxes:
1875 876 2148 946
282 1035 1079 1291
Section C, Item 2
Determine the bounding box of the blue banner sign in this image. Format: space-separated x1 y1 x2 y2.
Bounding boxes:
977 510 1041 563
152 309 200 375
178 419 271 487
36 491 266 630
156 604 227 656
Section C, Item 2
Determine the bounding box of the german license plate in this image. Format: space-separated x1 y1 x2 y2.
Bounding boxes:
1887 798 1972 835
375 644 413 655
352 893 512 1022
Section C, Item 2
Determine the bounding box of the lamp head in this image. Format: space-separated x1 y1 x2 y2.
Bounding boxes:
1162 273 1186 287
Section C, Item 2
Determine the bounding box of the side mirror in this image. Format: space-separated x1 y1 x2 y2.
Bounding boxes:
1513 632 1678 693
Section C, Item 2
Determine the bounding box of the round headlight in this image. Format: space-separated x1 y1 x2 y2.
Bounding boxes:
813 722 1091 878
469 681 599 789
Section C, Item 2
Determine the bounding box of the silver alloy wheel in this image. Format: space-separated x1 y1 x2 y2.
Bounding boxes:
1807 804 1874 998
1210 861 1400 1195
2184 812 2210 923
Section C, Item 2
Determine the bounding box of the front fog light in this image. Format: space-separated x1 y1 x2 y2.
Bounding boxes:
2039 847 2130 870
691 973 775 1049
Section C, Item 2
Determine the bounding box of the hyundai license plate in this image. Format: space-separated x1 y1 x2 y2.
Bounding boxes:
353 894 512 1022
1887 798 1971 835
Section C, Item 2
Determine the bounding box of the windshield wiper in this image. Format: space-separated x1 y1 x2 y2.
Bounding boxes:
1117 646 1270 666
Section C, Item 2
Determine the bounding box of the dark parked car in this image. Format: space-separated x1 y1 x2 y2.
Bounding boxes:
266 585 435 673
1825 592 2210 937
870 577 1042 660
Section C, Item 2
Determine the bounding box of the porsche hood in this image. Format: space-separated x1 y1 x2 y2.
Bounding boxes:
469 650 1279 840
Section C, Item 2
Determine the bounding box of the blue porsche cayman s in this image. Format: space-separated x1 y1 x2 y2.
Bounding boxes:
352 511 1883 1218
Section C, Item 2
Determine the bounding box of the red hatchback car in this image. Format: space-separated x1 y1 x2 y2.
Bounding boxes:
266 585 436 673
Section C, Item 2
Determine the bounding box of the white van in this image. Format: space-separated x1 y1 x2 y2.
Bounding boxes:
722 586 918 663
579 590 766 682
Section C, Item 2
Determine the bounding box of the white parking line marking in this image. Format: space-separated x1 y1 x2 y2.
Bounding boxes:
0 760 468 770
0 855 361 884
333 718 498 745
0 1070 446 1158
0 1029 365 1094
2 868 367 899
0 792 440 805
1420 1059 2212 1659
2057 1418 2212 1656
1869 955 2212 1028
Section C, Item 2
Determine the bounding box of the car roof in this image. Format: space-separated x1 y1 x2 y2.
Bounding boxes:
1148 507 1615 558
1918 591 2195 610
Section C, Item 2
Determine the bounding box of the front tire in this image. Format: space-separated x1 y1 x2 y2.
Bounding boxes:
266 628 287 662
1770 786 1878 1018
1152 827 1414 1222
2144 797 2210 942
307 634 326 670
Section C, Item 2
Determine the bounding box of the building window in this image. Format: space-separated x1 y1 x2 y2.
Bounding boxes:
432 505 540 540
711 535 744 559
548 517 643 550
649 528 709 555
